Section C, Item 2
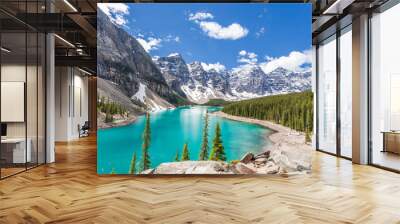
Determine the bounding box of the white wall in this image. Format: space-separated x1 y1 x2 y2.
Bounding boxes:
55 67 89 141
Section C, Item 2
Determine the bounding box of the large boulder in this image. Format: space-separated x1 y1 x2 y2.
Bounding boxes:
268 143 312 173
240 152 254 164
254 151 270 160
153 161 234 174
263 161 280 174
232 162 256 174
140 169 154 174
254 158 268 166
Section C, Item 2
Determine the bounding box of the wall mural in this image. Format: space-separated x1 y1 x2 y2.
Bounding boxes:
97 3 313 175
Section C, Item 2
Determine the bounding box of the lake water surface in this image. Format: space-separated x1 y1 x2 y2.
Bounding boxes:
97 106 273 174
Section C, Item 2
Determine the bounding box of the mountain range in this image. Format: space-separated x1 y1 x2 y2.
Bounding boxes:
97 10 311 112
154 54 311 103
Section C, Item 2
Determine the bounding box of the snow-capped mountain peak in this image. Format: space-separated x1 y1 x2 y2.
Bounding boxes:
154 53 312 104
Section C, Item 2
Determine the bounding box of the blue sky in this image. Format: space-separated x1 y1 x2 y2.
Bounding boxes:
98 3 311 72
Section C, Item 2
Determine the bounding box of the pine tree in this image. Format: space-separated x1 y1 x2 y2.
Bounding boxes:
199 111 209 160
305 131 311 143
222 91 313 133
140 113 151 172
105 112 114 123
174 149 180 162
129 151 137 174
181 143 190 161
209 123 226 161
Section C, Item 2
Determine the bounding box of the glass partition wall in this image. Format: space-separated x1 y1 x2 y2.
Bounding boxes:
339 26 352 159
0 3 46 179
370 3 400 171
317 35 337 154
316 25 352 159
315 0 400 172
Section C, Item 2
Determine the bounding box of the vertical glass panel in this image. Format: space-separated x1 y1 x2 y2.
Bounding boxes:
38 33 46 165
317 35 337 154
26 0 39 169
1 31 27 177
371 3 400 171
340 26 352 158
27 31 38 169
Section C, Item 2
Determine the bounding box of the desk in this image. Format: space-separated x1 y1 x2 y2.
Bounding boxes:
1 138 31 163
382 131 400 154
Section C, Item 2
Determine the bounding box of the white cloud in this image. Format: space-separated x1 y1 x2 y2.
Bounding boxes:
137 37 162 52
255 27 266 38
168 52 180 57
248 52 257 59
98 3 130 26
201 62 226 73
188 11 248 40
260 50 312 73
237 51 258 64
232 63 258 74
188 12 214 22
164 35 180 43
199 21 248 40
257 8 268 19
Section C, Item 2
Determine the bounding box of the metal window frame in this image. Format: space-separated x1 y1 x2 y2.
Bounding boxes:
315 20 353 161
367 0 400 173
0 0 48 180
315 0 400 172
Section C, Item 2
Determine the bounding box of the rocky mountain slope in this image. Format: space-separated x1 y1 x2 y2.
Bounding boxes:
153 54 312 104
97 10 185 112
153 53 190 98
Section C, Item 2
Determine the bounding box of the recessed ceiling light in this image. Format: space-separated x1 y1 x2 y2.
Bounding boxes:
1 47 11 53
63 0 78 12
54 34 75 48
322 0 355 15
78 67 93 76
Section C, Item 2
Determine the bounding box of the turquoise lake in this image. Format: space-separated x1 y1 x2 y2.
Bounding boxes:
97 106 273 174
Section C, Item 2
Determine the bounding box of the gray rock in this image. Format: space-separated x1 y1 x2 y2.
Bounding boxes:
296 164 311 172
233 163 256 174
254 158 268 165
254 151 271 160
140 169 154 175
265 162 279 174
153 161 233 174
240 152 254 164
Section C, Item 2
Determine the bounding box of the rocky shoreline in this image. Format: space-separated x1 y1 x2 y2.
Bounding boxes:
97 114 139 130
140 111 313 175
212 111 309 146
